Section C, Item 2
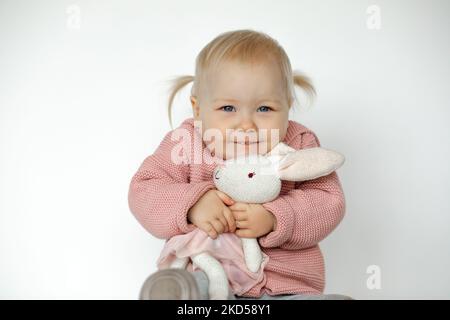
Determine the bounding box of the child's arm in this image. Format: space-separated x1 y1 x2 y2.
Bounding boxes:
258 131 346 250
128 129 216 239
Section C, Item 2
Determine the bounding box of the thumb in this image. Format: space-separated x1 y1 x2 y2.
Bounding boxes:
215 190 235 206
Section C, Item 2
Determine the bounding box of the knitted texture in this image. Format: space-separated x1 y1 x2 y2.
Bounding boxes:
128 117 346 297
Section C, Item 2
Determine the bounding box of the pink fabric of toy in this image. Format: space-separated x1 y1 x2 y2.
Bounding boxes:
157 228 269 295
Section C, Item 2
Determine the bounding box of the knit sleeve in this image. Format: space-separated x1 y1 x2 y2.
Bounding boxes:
128 128 216 239
258 131 346 249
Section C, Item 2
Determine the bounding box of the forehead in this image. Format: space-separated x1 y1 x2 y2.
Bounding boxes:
205 59 285 102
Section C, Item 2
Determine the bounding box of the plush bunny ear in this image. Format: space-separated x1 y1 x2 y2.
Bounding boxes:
276 147 345 181
267 142 296 157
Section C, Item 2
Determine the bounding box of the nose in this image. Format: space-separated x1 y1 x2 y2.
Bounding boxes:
236 111 258 135
239 115 257 132
228 111 258 143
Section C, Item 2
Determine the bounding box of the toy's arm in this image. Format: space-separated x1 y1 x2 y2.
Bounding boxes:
128 129 215 239
258 131 346 250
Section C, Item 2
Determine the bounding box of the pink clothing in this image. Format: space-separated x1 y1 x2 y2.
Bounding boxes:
156 228 269 296
128 117 346 297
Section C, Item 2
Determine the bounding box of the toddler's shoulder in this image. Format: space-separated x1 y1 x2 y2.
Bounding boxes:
164 117 197 142
287 119 313 135
179 117 196 129
171 117 196 134
153 118 196 160
285 120 320 149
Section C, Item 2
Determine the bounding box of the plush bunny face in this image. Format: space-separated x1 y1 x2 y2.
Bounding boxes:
213 142 345 204
213 155 281 203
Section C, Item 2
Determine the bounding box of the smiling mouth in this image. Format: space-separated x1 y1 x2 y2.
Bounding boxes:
234 141 259 145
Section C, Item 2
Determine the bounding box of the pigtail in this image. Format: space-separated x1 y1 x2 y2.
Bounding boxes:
291 70 316 110
166 75 195 129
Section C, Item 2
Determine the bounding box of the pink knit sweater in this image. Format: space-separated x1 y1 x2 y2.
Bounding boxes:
128 117 346 297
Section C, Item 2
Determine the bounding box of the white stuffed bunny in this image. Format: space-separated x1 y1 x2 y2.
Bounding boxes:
156 142 345 299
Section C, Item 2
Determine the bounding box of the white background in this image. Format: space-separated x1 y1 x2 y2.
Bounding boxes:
1 0 449 299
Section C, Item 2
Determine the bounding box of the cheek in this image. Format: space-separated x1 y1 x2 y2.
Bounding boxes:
268 117 288 138
276 125 288 142
204 114 227 132
201 118 226 139
259 122 288 153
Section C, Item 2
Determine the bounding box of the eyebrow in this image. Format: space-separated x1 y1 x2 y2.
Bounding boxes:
213 98 282 104
213 98 240 103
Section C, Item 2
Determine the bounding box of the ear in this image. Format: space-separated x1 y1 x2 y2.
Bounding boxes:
190 95 200 120
276 147 345 181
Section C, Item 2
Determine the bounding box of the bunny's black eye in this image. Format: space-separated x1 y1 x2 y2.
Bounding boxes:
248 172 256 178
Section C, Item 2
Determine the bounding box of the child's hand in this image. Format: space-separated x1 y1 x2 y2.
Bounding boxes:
229 203 276 238
187 189 236 239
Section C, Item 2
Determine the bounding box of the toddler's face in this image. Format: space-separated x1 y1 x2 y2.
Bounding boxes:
191 59 290 160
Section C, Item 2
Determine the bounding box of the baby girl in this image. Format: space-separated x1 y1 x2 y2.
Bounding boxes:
128 29 351 300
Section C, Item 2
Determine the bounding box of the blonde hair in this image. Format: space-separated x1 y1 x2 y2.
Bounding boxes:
166 29 316 129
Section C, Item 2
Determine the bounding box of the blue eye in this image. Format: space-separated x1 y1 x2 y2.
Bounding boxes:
257 106 271 112
221 105 235 112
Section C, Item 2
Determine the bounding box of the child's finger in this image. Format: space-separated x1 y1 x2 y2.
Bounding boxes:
235 220 249 229
215 190 235 206
235 228 253 238
216 215 229 233
232 210 248 221
223 207 236 232
203 222 218 239
210 219 225 234
229 202 247 211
